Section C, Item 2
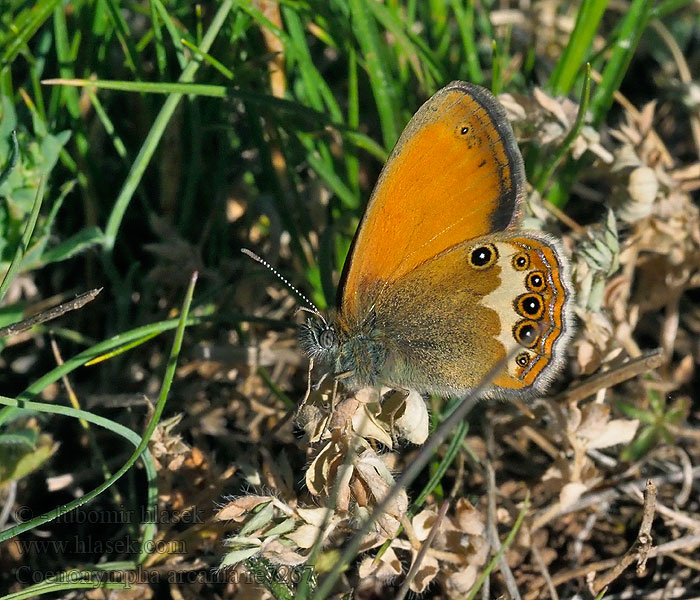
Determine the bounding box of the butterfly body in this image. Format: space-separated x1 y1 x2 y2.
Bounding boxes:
300 82 573 399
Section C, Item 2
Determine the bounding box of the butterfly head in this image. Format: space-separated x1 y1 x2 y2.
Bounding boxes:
299 309 388 389
298 314 341 366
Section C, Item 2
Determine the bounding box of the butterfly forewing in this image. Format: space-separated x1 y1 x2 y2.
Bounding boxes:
338 82 526 321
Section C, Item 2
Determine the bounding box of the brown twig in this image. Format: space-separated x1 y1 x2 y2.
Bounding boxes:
650 533 700 556
673 447 694 507
591 479 657 595
555 349 665 404
530 540 559 600
622 465 700 533
532 465 700 532
667 551 700 572
0 481 18 530
545 199 586 235
395 500 450 600
485 420 522 600
645 497 700 533
0 288 102 338
552 557 620 587
545 533 700 590
48 336 122 502
399 513 422 551
49 336 86 428
448 444 466 501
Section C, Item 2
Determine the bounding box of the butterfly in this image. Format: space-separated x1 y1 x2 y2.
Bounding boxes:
299 81 573 399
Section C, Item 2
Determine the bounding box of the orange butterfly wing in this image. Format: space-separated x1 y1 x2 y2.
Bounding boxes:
338 82 525 319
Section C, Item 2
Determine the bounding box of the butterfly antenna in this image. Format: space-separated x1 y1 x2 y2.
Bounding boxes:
241 248 325 321
296 305 328 326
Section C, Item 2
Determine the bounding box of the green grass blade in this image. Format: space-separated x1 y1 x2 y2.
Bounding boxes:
491 39 502 94
346 47 360 196
101 0 233 252
536 64 592 194
0 581 129 600
101 0 142 75
37 226 105 265
318 224 337 308
0 0 62 69
87 90 128 159
548 0 609 95
257 366 296 411
651 0 697 18
590 0 653 126
152 0 187 69
465 495 530 600
148 0 167 74
299 135 359 209
451 0 484 84
52 4 81 121
411 419 468 511
0 313 210 427
0 177 45 304
282 6 343 123
280 5 343 199
41 78 386 161
40 78 242 97
180 38 234 80
84 331 161 365
364 0 433 88
341 130 389 162
349 0 399 148
134 272 198 562
0 129 18 187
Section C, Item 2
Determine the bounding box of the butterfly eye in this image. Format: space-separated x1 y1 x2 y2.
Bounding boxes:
515 293 544 320
469 244 498 269
526 271 546 292
513 320 539 348
515 352 531 368
318 328 337 349
512 252 530 270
